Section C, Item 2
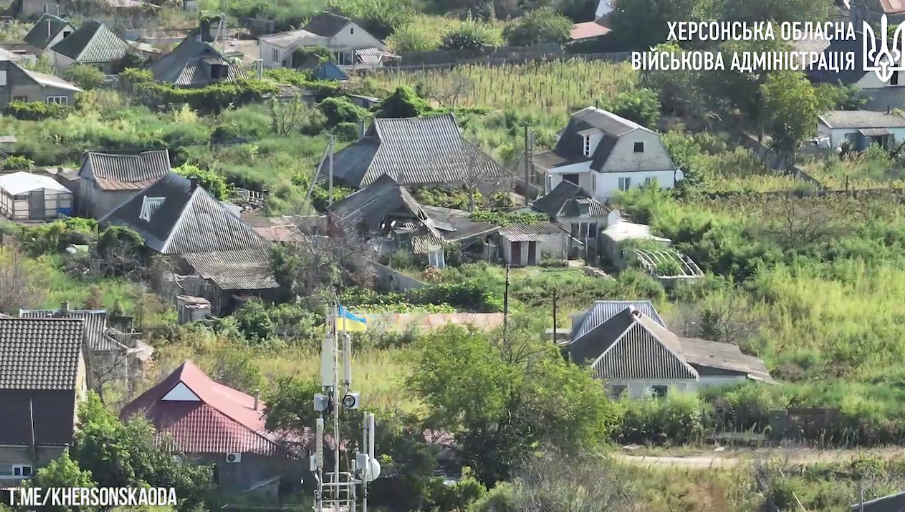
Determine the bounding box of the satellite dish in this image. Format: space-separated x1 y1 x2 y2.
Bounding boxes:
368 458 381 482
675 169 685 182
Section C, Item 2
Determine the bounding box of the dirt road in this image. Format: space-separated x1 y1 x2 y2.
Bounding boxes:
617 449 905 469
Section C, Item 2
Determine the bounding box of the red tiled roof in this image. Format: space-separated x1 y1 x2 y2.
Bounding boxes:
570 21 611 40
120 360 281 455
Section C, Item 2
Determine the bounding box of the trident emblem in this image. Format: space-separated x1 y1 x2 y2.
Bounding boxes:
864 14 905 83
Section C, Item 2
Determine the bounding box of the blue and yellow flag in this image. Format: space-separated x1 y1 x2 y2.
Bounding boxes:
336 305 367 332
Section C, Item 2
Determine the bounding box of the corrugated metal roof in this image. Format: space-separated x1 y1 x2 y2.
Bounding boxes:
21 65 81 91
19 308 119 352
591 319 699 380
150 36 247 86
257 29 325 48
182 249 278 291
499 221 566 241
83 150 170 191
98 173 268 255
302 13 351 37
572 300 666 342
860 128 892 136
49 21 131 63
328 174 440 236
331 114 511 188
532 180 611 218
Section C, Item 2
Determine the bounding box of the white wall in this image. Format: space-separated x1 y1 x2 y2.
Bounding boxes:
597 170 675 199
606 375 748 399
44 24 74 51
49 51 74 70
819 125 905 147
259 40 284 68
328 21 386 51
598 130 676 174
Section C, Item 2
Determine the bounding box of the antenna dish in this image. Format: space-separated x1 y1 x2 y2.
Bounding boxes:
367 458 381 482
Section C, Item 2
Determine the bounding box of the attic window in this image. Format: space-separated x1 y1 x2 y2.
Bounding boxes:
62 30 71 38
583 136 591 157
350 27 354 34
633 142 644 153
140 197 165 222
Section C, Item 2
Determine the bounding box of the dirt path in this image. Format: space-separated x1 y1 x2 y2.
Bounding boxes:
617 449 905 468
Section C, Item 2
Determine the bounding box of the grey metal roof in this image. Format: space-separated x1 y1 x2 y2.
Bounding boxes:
21 65 82 92
0 317 84 389
531 180 610 218
182 249 278 291
49 21 132 63
572 300 665 342
419 205 499 242
852 491 905 512
499 221 568 242
257 29 324 48
98 173 269 255
331 114 511 188
19 308 118 352
328 174 438 235
24 14 71 49
302 13 351 37
82 150 170 191
819 111 905 129
681 337 773 382
149 35 247 86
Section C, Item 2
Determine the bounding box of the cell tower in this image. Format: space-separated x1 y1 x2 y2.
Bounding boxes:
310 306 381 512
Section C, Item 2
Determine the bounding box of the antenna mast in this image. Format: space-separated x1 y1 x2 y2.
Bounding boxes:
312 305 380 512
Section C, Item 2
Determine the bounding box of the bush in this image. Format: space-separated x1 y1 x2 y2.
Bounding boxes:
132 79 279 114
334 122 361 142
173 163 231 200
2 155 33 170
503 8 572 46
374 86 431 118
19 217 97 257
317 96 370 128
63 65 104 90
291 46 334 67
440 16 502 51
598 88 661 129
97 225 144 276
6 100 70 120
614 393 709 445
118 67 153 93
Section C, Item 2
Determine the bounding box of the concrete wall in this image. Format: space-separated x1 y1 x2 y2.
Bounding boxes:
80 182 139 220
604 376 749 399
372 261 425 292
501 233 568 266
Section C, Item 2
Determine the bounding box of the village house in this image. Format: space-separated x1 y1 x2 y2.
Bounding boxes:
149 34 248 87
331 114 512 190
0 58 81 107
259 12 397 68
16 0 61 20
533 107 681 200
566 304 773 398
817 110 905 150
120 361 302 498
529 180 611 260
77 150 171 219
98 173 278 315
0 318 87 488
47 21 133 73
498 221 575 266
22 13 73 51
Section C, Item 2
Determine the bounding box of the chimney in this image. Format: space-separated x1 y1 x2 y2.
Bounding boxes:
358 119 366 140
189 177 198 192
60 301 69 313
254 389 260 410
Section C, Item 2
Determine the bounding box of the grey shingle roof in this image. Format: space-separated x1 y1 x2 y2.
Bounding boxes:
499 221 568 242
819 111 905 129
24 14 71 49
331 114 511 188
0 318 84 389
82 150 170 191
49 21 132 63
149 35 247 86
571 300 665 342
531 180 611 218
182 249 278 290
98 173 268 255
19 308 119 352
303 13 351 37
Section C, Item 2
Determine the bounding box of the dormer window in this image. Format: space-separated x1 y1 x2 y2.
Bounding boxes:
583 136 591 157
140 197 165 222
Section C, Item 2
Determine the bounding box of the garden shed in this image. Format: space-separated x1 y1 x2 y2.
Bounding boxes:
0 171 74 220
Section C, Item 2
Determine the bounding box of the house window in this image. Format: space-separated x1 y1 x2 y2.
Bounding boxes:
893 71 900 86
63 30 71 38
644 177 656 187
271 48 279 63
350 27 354 34
47 96 68 105
618 177 631 191
587 222 597 238
651 385 668 398
609 384 627 398
591 173 596 191
95 65 104 72
13 465 32 477
210 64 227 79
583 136 591 156
633 142 644 153
563 173 580 185
13 96 26 102
0 70 7 86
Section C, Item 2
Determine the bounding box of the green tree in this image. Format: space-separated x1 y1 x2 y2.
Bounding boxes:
721 0 829 24
63 65 104 90
317 97 370 128
374 86 431 118
607 0 716 50
23 450 95 512
409 321 618 486
72 393 212 509
97 225 145 277
440 16 503 50
502 8 572 46
598 88 661 128
640 42 707 117
761 70 820 158
173 163 231 200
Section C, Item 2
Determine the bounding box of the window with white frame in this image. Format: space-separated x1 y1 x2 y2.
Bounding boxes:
644 177 656 187
651 385 668 398
583 136 591 156
618 177 631 191
0 70 7 86
46 96 68 105
13 464 32 477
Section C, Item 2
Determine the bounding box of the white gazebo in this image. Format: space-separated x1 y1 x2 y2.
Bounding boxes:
0 172 74 220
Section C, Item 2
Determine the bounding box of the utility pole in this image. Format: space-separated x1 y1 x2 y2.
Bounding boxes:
503 264 510 339
328 135 335 206
523 125 531 205
551 286 557 344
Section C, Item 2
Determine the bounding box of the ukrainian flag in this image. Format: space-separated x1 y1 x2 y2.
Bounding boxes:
336 305 367 332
